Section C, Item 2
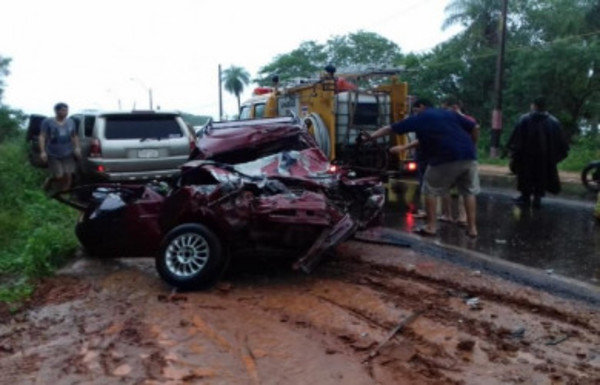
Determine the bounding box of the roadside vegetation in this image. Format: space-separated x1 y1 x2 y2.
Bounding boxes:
0 134 79 306
556 134 600 171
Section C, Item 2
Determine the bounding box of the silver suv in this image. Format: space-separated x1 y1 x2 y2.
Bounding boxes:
29 110 195 183
78 111 194 182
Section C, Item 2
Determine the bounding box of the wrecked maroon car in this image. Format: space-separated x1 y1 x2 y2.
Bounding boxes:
57 117 384 289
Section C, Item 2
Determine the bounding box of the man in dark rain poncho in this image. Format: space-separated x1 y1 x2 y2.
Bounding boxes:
507 97 569 208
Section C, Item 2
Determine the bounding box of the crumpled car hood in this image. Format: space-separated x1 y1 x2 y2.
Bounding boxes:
182 148 337 187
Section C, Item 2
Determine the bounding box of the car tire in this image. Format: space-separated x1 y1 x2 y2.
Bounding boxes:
156 223 227 290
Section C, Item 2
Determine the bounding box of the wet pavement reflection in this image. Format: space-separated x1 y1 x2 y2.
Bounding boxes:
384 179 600 286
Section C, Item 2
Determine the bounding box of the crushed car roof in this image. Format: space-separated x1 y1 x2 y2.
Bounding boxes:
192 116 317 162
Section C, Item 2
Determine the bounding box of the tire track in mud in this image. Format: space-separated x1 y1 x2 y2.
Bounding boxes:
227 280 464 385
226 275 472 383
306 293 464 384
168 241 600 384
328 250 600 334
276 278 482 383
304 245 600 383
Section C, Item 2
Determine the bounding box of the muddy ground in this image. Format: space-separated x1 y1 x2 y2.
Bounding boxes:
1 238 599 385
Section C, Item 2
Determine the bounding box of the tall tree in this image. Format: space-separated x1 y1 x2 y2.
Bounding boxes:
413 0 509 124
523 0 594 42
255 41 326 86
256 32 402 86
0 55 11 104
443 0 504 48
324 31 402 70
402 37 468 104
507 39 600 139
0 55 24 142
222 65 251 112
435 0 530 147
507 0 600 139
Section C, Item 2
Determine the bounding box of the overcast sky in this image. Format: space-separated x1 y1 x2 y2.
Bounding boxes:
1 0 460 119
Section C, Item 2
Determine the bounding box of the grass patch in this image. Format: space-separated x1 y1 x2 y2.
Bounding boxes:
0 137 79 305
557 135 600 172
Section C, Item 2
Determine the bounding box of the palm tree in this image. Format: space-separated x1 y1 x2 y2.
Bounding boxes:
442 0 502 48
222 65 251 113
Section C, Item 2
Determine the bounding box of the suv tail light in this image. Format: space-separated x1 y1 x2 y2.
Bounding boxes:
89 138 102 158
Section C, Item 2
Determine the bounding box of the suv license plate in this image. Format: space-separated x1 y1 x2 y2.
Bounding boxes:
138 149 160 158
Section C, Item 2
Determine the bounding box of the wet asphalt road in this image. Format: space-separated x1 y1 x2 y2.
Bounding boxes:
383 180 600 287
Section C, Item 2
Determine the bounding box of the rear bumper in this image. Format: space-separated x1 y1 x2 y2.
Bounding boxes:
82 157 187 182
87 169 180 182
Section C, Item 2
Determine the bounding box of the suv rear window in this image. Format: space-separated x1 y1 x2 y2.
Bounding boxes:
104 115 183 140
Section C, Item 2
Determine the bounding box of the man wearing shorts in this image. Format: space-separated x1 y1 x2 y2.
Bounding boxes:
364 98 480 238
39 102 81 194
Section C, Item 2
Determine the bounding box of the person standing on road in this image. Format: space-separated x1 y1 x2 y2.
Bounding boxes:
439 97 478 226
390 139 427 218
389 103 428 219
364 98 480 238
39 102 81 194
507 97 569 208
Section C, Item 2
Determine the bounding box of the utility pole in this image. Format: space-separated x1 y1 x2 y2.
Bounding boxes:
490 0 509 158
130 77 153 110
218 64 223 120
106 89 122 110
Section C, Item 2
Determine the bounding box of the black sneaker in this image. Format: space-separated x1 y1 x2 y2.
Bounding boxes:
512 195 531 206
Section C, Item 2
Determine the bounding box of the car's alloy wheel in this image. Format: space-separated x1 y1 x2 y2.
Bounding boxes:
165 231 210 277
156 223 227 290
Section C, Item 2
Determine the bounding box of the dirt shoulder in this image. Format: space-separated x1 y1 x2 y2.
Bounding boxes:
0 241 599 385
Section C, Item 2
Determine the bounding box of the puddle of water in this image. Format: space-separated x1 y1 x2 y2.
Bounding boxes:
384 180 600 285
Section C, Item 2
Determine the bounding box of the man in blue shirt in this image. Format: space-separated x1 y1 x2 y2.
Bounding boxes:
364 98 480 238
39 102 81 194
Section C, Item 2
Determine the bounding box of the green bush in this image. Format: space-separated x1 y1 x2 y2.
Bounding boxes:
0 107 25 143
558 135 600 172
0 137 78 304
